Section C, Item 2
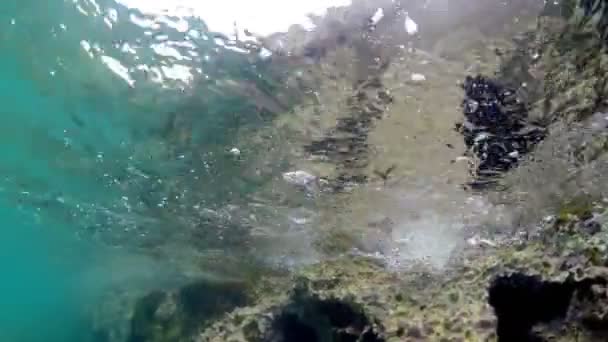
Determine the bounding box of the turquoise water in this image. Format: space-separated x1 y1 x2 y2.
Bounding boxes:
1 1 292 340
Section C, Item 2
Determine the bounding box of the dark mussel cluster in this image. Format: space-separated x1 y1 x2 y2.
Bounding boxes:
458 75 546 188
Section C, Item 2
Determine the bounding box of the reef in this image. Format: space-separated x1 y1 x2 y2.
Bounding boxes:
193 202 608 342
97 202 608 342
94 1 608 341
196 1 608 341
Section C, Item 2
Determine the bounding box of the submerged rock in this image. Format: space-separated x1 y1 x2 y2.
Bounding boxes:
229 147 242 156
488 273 577 341
126 279 249 342
103 1 608 342
195 201 608 342
282 170 317 188
262 288 384 342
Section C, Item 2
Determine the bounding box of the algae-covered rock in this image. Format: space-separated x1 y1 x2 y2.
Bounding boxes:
193 203 608 341
128 279 249 342
91 277 253 342
194 1 608 341
115 1 608 342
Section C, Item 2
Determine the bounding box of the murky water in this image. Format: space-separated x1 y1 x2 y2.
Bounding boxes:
2 0 593 340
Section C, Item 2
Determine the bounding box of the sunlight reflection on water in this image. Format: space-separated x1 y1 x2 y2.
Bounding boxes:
77 0 353 89
116 0 352 35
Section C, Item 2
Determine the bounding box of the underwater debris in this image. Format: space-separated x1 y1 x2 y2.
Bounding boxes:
466 235 498 248
457 75 546 188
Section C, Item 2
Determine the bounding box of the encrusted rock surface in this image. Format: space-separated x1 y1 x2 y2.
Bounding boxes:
195 203 608 342
195 1 608 341
98 1 608 341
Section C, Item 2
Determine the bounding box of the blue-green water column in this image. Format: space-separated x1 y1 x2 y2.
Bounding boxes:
0 0 141 340
0 200 94 341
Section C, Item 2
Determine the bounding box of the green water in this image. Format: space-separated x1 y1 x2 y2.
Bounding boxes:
0 0 291 340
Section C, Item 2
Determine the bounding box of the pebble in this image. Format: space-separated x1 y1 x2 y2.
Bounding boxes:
229 147 241 156
543 215 555 223
467 235 497 247
282 170 316 187
411 73 426 82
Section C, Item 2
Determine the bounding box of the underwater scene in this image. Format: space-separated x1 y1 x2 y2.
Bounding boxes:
3 0 608 341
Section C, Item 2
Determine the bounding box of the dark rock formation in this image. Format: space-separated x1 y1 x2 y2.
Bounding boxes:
489 272 608 342
128 279 249 342
489 273 577 341
568 280 608 339
264 286 384 342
